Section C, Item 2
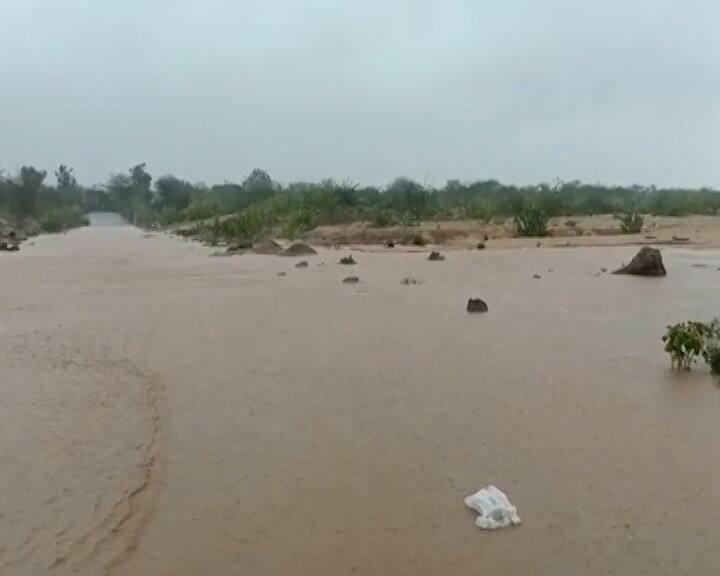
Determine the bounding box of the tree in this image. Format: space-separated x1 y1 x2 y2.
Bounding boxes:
10 166 47 216
242 169 275 203
55 164 77 192
155 175 194 211
129 163 152 204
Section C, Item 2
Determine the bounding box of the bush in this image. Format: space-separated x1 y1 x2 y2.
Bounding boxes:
39 206 89 233
703 320 720 375
282 208 316 240
464 198 494 223
619 212 644 234
514 205 549 237
184 197 217 222
663 321 709 370
220 206 271 242
370 207 398 227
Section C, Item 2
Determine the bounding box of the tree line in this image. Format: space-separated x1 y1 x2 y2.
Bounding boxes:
2 163 720 236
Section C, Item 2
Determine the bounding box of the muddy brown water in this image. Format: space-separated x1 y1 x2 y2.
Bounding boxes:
1 225 719 575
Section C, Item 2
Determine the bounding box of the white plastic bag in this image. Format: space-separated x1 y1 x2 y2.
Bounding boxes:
464 485 521 529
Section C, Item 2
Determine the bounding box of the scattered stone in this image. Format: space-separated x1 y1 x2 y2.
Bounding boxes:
251 238 283 255
281 242 317 256
342 276 360 284
384 240 395 248
672 235 690 242
400 276 420 285
467 298 489 313
428 251 445 261
533 274 541 279
476 242 486 250
340 255 356 265
612 247 666 276
295 260 309 268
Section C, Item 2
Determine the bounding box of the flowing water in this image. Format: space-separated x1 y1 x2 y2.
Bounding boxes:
1 224 719 575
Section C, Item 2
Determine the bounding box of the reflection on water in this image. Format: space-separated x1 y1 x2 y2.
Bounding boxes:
88 212 126 226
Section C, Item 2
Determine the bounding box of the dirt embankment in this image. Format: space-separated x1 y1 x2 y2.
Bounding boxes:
304 215 720 249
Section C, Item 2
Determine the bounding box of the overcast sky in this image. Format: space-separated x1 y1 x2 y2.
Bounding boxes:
0 0 718 187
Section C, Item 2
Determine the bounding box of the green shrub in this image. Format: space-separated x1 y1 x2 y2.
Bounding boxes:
282 208 316 240
663 321 708 370
619 212 644 234
220 206 271 241
514 205 549 237
39 205 89 233
370 207 398 227
464 199 494 223
184 197 217 222
703 320 720 375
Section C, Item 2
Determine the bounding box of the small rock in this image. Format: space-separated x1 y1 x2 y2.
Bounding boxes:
428 251 445 261
295 260 309 268
476 242 486 250
600 267 608 273
343 276 360 284
692 263 708 269
536 241 542 247
277 272 286 277
483 234 490 241
672 235 689 242
533 274 541 279
340 255 356 265
400 276 420 285
384 240 395 248
467 298 489 313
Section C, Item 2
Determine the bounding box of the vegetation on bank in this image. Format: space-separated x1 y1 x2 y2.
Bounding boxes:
0 165 89 235
3 163 720 241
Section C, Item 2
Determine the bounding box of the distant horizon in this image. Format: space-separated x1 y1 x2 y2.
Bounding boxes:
1 162 718 192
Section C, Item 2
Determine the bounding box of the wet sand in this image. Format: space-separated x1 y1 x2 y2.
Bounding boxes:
2 225 720 575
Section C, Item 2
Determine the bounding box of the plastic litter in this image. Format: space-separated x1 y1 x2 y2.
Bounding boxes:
464 485 521 530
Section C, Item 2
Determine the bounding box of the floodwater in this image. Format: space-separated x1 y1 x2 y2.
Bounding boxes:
1 225 719 576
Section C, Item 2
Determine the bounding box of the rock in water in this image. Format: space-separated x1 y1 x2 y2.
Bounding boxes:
342 276 360 284
476 242 486 250
251 238 282 255
428 251 445 261
467 298 488 313
340 255 356 265
295 260 309 268
612 247 667 276
281 243 317 256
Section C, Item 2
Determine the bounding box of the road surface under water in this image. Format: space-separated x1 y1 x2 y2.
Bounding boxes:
1 223 719 575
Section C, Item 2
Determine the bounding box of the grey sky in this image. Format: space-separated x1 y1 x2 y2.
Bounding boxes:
1 0 718 187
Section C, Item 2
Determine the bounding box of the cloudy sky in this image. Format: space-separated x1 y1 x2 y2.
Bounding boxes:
0 0 718 187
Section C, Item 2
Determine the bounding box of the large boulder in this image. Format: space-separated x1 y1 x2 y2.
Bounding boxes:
613 247 666 277
251 238 282 255
467 298 488 313
281 242 317 257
